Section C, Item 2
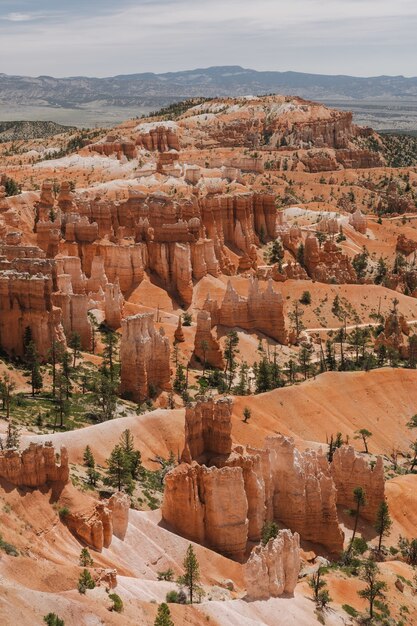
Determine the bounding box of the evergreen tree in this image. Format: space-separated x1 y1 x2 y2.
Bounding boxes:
102 331 119 382
68 332 82 368
77 569 95 594
243 407 251 423
261 521 279 546
53 373 69 430
0 373 15 420
375 501 392 552
60 351 72 399
173 363 187 395
348 487 366 553
298 346 312 380
288 301 305 339
0 420 20 450
83 445 99 486
256 357 272 392
48 340 63 397
93 365 117 421
105 444 133 493
119 429 142 479
177 544 201 604
43 614 65 626
357 560 386 619
154 603 174 626
79 547 93 567
25 341 43 396
308 566 326 604
223 330 239 391
354 428 372 454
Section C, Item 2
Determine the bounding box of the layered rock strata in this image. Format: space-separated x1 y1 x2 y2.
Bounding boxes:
245 530 301 600
331 446 385 523
0 443 69 487
193 310 225 370
120 313 171 402
204 278 288 344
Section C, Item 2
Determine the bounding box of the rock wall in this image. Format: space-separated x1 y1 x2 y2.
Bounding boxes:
330 446 385 523
67 501 113 552
304 235 357 284
193 310 225 370
163 399 345 560
0 270 66 358
181 397 233 464
245 530 300 600
120 313 171 402
0 443 69 487
204 278 288 344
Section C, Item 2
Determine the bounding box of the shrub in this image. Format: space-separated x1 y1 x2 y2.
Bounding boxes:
79 547 93 567
0 534 19 556
352 537 368 555
157 568 174 581
182 312 192 326
109 593 123 613
43 614 65 626
342 604 358 617
261 521 279 545
77 569 95 594
300 291 311 305
58 506 70 520
165 589 186 604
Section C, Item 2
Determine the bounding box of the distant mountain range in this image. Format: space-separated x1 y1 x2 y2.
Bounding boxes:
1 66 417 109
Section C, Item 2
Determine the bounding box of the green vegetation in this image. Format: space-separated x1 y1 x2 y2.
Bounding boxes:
77 569 95 594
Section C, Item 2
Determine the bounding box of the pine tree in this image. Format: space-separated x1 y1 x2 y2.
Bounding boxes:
93 365 117 421
105 444 133 493
0 373 15 420
79 547 93 567
118 429 142 479
177 544 201 604
25 341 43 396
243 407 251 423
60 351 72 399
83 446 99 486
43 614 65 626
102 331 119 382
154 603 174 626
354 429 372 454
77 569 95 594
348 487 366 553
375 501 392 552
48 340 63 397
68 332 82 368
224 330 239 390
357 560 386 619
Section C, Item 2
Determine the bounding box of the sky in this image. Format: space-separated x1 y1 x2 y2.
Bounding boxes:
0 0 416 78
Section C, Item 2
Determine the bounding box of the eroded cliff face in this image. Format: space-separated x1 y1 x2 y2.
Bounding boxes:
193 310 225 372
163 398 346 560
331 446 385 523
303 235 357 284
204 278 288 344
120 313 171 402
245 530 301 600
0 442 69 487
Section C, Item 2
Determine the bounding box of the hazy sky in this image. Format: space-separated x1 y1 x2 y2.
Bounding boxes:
1 0 416 77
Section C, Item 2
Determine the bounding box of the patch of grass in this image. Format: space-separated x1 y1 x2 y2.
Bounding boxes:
342 604 358 617
0 534 19 556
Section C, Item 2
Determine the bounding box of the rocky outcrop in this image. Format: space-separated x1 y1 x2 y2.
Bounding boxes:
108 492 130 540
304 235 357 284
204 278 288 344
181 397 233 464
66 502 113 552
163 399 344 560
162 462 249 560
193 310 224 370
120 313 171 402
331 446 385 523
0 270 66 359
135 122 180 152
375 305 410 359
245 530 300 600
174 316 185 342
266 435 344 555
396 234 417 256
0 443 69 487
349 208 368 234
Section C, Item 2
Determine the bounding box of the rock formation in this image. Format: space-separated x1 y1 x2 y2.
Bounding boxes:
66 501 113 552
204 278 288 344
163 399 344 559
108 491 130 540
0 443 69 487
174 316 185 342
396 234 417 256
245 530 301 600
304 235 357 284
120 313 171 402
349 208 368 234
375 304 410 359
331 446 385 523
193 310 225 370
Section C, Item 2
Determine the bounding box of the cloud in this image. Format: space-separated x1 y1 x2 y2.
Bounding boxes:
0 0 416 77
4 12 34 21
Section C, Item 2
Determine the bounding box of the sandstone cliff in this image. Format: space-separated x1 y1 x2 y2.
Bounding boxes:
120 313 171 402
245 530 300 600
0 442 69 487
